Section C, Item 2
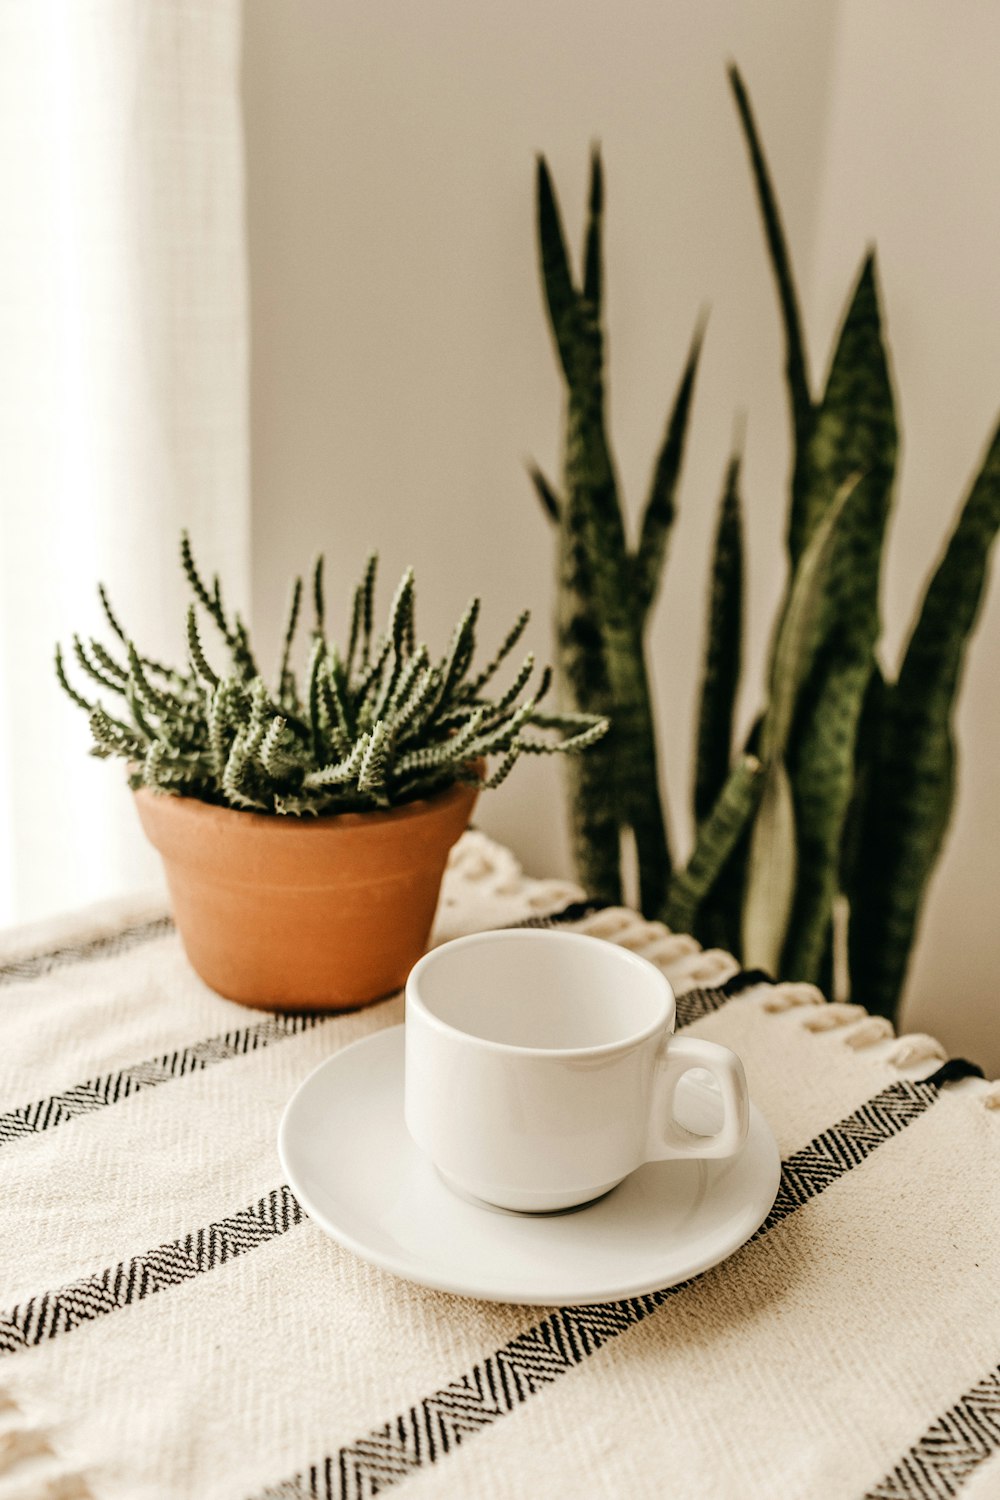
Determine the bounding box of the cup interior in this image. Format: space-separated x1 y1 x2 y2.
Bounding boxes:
411 931 671 1051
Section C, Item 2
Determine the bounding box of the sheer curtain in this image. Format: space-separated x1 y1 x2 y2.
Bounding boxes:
0 0 250 924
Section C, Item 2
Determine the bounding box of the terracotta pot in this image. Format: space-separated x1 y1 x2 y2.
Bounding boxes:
134 779 478 1012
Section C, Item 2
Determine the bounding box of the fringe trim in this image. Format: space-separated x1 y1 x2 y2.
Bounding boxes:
0 827 993 1494
449 830 999 1109
0 1409 93 1497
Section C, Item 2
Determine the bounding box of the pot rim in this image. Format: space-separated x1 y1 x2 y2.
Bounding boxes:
131 766 482 834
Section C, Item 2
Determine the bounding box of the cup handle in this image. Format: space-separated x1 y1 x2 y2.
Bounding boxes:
646 1035 750 1161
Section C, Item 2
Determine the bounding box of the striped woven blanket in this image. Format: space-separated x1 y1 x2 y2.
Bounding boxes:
1 831 998 1500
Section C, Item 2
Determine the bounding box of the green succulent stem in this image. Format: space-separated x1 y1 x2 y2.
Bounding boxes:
57 534 607 818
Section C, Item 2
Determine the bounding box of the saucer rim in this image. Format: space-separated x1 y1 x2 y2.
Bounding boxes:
278 1025 781 1306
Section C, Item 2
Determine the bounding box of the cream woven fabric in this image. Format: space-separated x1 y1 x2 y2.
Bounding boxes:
0 831 998 1500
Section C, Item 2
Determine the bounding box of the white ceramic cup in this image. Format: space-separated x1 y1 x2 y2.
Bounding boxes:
404 928 750 1212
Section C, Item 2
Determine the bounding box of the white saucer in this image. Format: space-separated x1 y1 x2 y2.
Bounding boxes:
278 1026 781 1306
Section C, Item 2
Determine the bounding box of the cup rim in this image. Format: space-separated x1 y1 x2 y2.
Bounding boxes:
405 928 675 1058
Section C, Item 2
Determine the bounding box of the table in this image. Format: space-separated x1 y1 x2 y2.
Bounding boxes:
1 831 998 1500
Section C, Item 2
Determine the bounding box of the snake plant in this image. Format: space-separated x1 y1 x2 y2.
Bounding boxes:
56 536 608 816
532 67 1000 1021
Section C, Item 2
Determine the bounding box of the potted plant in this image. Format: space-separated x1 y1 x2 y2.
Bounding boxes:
56 536 607 1011
529 67 1000 1022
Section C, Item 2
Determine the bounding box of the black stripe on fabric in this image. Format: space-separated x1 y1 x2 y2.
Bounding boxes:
0 867 593 990
922 1058 986 1088
0 1076 943 1374
0 1186 302 1356
0 915 175 989
675 969 764 1027
721 966 774 993
0 863 588 990
520 893 771 1027
250 1077 942 1500
517 900 611 928
864 1364 1000 1499
0 1014 327 1148
0 904 760 1150
0 933 771 1352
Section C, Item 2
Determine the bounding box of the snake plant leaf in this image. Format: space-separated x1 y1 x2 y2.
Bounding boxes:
582 144 603 312
730 72 897 987
688 705 765 957
783 649 874 982
837 662 885 902
563 482 669 911
526 462 561 523
558 211 667 905
761 471 863 765
534 149 677 914
561 295 625 560
792 254 896 584
666 754 762 935
742 755 796 973
693 448 744 825
541 153 626 574
848 414 1000 1017
780 255 897 983
615 652 673 913
565 335 670 911
742 473 863 977
555 548 621 905
536 155 580 384
552 425 621 907
555 461 635 913
633 316 707 619
728 63 812 515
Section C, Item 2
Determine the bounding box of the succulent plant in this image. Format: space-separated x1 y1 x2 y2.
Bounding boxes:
533 66 1000 1021
56 535 608 816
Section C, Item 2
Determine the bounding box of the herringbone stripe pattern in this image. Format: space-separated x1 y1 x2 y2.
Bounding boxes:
253 1079 942 1500
0 1015 325 1147
0 899 761 1152
512 901 607 929
0 915 174 988
759 1078 939 1230
676 967 773 1028
865 1367 1000 1499
0 963 767 1361
0 1186 302 1355
0 889 595 993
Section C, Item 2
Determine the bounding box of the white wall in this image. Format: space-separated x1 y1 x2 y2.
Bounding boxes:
242 2 1000 1070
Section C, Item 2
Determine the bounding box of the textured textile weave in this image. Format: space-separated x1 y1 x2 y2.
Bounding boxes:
0 831 997 1500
